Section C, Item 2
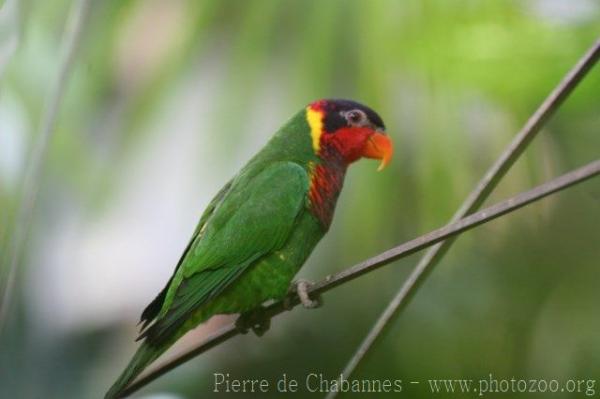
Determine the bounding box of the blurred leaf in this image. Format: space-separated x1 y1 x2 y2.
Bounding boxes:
0 0 19 80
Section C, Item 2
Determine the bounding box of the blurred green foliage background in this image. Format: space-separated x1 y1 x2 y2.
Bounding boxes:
1 0 599 398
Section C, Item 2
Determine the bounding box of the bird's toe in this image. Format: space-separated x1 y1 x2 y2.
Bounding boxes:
289 279 322 309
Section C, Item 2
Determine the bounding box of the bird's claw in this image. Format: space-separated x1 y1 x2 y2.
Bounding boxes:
284 279 322 310
235 306 271 337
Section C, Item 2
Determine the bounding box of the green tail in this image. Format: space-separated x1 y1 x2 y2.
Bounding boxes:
105 342 163 399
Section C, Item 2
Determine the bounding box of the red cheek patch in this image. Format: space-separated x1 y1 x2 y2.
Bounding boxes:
320 127 373 164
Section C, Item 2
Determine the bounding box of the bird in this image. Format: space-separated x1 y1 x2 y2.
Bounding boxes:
105 99 393 398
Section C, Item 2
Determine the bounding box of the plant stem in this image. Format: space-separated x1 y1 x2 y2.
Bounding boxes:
119 159 600 398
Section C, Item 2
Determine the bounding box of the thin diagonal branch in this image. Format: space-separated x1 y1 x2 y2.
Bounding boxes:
0 0 93 333
119 159 600 398
327 36 600 398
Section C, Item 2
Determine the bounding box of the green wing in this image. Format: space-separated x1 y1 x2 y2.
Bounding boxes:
138 179 233 329
140 162 308 344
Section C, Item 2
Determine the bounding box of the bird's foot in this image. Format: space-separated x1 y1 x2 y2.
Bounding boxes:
235 306 271 337
284 279 322 310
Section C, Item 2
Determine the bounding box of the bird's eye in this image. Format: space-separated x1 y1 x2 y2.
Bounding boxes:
344 110 366 126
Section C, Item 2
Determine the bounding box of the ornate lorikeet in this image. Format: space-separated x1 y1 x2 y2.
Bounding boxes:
105 99 393 398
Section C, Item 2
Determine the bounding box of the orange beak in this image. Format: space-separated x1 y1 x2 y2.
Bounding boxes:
362 132 393 171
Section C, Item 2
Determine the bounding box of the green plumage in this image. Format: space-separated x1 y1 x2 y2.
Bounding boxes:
106 110 329 398
105 95 396 397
